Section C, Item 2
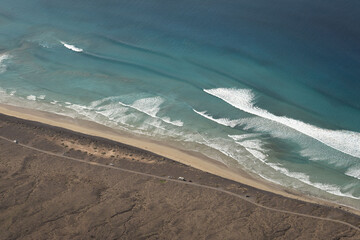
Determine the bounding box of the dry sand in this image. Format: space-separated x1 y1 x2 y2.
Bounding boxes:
0 105 360 239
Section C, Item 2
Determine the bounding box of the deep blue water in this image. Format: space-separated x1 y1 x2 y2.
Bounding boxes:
1 0 360 208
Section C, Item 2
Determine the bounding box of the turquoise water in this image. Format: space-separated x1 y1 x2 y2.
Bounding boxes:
1 0 360 208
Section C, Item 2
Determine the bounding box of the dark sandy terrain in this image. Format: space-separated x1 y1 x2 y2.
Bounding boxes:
0 114 360 239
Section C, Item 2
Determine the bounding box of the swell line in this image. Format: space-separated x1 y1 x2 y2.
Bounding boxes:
204 88 360 159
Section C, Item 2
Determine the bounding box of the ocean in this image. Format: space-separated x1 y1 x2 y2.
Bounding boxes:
1 0 360 208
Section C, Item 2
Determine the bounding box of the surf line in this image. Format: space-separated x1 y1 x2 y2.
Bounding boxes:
60 41 83 52
204 88 360 159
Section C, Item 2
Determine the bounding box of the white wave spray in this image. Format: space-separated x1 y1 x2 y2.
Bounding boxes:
228 134 268 162
345 165 360 180
204 88 360 159
60 41 83 52
193 109 242 128
270 164 360 199
119 97 183 127
0 53 11 74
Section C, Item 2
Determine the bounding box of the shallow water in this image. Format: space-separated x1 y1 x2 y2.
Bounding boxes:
0 0 360 208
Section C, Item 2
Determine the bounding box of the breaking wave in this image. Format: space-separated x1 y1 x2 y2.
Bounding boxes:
193 109 242 128
26 94 46 101
0 53 11 73
119 97 183 127
269 164 360 199
229 134 268 162
60 41 83 52
228 133 360 199
346 165 360 180
26 95 37 101
204 88 360 159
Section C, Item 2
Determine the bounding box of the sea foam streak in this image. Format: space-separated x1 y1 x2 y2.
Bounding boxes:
60 41 83 52
228 134 359 199
119 97 183 127
345 166 360 180
229 134 268 162
0 53 11 73
193 109 242 128
270 164 360 199
25 94 45 101
26 95 37 101
204 88 360 159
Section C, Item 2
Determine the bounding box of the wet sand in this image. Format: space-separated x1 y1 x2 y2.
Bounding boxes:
0 109 360 239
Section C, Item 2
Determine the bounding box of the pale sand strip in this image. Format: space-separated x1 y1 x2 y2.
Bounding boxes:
2 134 360 232
0 103 358 214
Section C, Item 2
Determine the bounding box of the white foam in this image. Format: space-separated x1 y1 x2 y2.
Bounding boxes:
228 133 262 141
65 103 89 117
161 117 184 127
89 96 118 108
26 95 37 101
198 137 243 162
345 166 360 180
0 53 11 74
9 90 16 96
193 109 241 128
204 88 360 159
60 41 83 52
130 97 163 117
229 134 268 162
95 102 129 123
63 97 177 135
270 164 360 199
119 97 183 127
25 94 46 101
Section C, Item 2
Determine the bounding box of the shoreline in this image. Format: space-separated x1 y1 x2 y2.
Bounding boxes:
2 112 360 239
0 102 359 216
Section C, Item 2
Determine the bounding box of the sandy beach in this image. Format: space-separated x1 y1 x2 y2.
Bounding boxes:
1 104 360 239
0 104 297 198
0 103 357 209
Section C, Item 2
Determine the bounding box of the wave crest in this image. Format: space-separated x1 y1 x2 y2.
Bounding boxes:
119 97 183 127
204 88 360 159
193 109 242 128
0 53 11 74
60 41 83 52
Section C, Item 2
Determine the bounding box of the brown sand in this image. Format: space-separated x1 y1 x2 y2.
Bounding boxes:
1 112 360 239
